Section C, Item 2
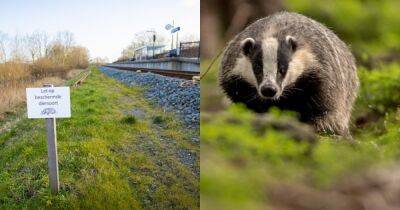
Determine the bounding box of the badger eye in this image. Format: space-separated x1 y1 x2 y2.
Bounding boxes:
278 63 286 74
286 36 297 52
279 66 285 74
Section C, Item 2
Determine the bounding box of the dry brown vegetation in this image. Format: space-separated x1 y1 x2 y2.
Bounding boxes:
90 56 109 66
0 31 89 115
0 75 64 117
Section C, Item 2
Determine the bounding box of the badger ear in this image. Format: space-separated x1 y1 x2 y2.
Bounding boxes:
286 36 297 51
240 38 255 57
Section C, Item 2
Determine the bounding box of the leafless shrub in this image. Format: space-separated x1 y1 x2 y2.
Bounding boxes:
0 31 89 115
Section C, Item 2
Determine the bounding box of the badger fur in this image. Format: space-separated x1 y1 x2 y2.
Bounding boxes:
219 12 359 136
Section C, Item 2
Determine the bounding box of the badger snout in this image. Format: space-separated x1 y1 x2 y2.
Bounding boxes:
259 82 280 99
260 85 277 98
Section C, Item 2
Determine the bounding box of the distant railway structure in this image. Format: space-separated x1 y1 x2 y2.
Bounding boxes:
127 41 200 62
107 57 199 79
111 41 200 79
134 45 166 61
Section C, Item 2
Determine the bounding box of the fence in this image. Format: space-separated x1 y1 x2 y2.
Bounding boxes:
115 41 201 63
179 41 200 59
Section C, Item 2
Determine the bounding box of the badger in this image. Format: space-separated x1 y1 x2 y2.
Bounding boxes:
219 12 359 136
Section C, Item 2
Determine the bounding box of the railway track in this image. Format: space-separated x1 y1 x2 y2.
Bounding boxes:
104 65 199 80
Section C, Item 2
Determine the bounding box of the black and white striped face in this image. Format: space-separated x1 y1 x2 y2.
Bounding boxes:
235 36 299 100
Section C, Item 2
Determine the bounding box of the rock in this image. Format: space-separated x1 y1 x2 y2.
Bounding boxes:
99 67 200 130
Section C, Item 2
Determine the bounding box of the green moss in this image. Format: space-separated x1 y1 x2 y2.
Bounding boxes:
356 63 400 113
201 62 400 208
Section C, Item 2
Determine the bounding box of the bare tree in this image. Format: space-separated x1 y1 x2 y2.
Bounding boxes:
47 42 65 64
0 31 48 63
26 32 40 62
10 33 27 61
91 57 109 65
35 32 51 58
55 31 75 48
134 30 165 46
52 31 75 64
0 31 8 63
35 31 49 58
65 46 89 69
121 47 135 60
121 31 167 59
180 33 200 42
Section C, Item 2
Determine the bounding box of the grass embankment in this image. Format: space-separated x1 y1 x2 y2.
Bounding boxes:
0 67 199 209
201 60 400 209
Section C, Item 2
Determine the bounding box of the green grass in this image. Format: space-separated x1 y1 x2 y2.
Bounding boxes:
121 116 137 125
0 66 199 209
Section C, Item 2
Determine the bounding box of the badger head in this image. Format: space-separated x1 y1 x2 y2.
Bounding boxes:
220 35 318 112
238 35 302 100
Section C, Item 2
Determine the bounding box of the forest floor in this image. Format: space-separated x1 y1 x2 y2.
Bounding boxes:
201 60 400 209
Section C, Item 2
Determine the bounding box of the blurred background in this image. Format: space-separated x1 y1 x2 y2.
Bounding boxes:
201 0 400 209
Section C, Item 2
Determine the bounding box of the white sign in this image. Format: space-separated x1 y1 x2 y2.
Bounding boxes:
26 87 71 119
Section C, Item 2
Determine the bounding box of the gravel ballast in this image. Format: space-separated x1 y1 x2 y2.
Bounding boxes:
99 66 200 130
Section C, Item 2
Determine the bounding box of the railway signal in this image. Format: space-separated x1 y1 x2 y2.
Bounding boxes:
146 30 156 59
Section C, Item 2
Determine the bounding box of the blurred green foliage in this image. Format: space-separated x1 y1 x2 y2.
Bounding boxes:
357 63 400 114
285 0 400 59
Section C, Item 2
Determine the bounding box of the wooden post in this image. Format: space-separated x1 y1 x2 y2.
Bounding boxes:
43 84 59 194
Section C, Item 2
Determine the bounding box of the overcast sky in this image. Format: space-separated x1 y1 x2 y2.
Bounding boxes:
0 0 200 61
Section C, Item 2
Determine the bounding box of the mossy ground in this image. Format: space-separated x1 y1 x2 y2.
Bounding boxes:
0 67 199 209
201 57 400 209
